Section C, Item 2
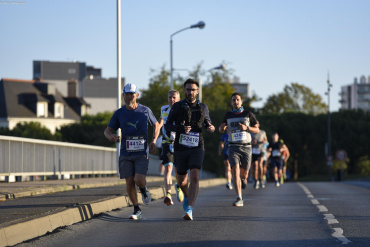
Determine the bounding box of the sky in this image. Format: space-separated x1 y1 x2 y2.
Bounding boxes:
1 0 370 112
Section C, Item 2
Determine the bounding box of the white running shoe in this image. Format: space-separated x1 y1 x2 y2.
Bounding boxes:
164 193 174 206
141 187 151 205
129 209 142 220
233 197 243 207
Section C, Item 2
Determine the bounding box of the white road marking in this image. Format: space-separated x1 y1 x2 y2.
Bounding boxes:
332 228 352 244
311 199 319 205
324 214 339 224
317 205 328 212
297 183 351 245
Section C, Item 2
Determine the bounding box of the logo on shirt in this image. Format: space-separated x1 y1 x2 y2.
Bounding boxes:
127 121 139 130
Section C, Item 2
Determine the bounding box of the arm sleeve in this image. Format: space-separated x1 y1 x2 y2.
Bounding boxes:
108 111 119 131
202 104 212 128
147 107 158 126
165 103 185 133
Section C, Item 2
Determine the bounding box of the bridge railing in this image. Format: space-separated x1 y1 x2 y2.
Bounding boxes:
0 135 117 182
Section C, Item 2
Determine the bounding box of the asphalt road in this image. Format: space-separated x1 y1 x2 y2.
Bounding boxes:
15 181 370 247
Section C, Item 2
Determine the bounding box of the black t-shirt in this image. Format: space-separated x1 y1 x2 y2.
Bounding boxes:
221 110 258 145
268 141 284 159
165 99 212 151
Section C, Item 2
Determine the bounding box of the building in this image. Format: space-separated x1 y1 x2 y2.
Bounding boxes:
229 76 249 99
33 60 124 115
0 78 90 133
340 75 370 111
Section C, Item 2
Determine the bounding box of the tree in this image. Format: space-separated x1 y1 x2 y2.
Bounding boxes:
0 122 60 141
262 83 327 115
57 111 114 147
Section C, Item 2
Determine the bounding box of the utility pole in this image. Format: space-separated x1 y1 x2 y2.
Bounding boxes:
325 72 333 180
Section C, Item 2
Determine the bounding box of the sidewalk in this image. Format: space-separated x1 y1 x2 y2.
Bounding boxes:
0 176 225 247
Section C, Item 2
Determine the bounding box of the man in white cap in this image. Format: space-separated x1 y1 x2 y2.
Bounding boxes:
104 83 160 220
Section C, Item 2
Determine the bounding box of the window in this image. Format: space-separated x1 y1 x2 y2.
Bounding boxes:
81 105 87 116
37 102 48 117
54 103 64 118
68 68 76 74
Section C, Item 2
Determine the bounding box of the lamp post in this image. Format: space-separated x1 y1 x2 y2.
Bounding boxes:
325 72 333 180
116 0 122 176
199 64 226 102
170 21 206 89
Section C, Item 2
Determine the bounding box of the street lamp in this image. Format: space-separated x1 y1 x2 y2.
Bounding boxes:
199 64 226 102
325 72 333 179
170 21 206 89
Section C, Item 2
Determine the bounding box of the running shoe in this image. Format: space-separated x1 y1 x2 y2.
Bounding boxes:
275 181 280 187
233 197 243 207
175 183 184 202
241 178 247 189
183 206 193 220
141 187 151 205
261 180 266 189
164 193 174 206
183 197 189 212
129 209 142 220
254 180 260 189
226 182 233 190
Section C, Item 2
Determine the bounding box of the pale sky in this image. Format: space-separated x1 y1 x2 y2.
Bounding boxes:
1 0 370 111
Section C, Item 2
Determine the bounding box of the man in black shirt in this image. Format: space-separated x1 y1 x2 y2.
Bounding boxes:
165 78 215 220
219 93 259 207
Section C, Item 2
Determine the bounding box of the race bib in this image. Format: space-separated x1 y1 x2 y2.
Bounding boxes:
126 136 145 152
272 149 280 157
252 147 261 155
231 130 248 142
179 131 199 147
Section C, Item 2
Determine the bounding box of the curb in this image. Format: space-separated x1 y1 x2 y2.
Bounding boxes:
0 178 225 247
0 177 164 201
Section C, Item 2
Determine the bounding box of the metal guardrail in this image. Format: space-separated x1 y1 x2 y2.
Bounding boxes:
0 135 117 182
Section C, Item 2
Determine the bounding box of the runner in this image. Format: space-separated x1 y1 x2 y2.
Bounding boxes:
250 122 267 189
267 133 289 187
279 139 290 184
104 83 160 220
157 89 184 206
219 92 259 206
219 132 232 190
165 78 215 220
261 140 270 187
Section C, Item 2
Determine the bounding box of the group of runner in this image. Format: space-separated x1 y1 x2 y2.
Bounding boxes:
220 125 290 190
104 78 289 220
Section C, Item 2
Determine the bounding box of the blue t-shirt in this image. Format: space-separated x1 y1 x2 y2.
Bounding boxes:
108 104 157 156
221 132 229 155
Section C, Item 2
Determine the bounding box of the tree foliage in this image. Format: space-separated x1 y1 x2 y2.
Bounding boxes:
262 82 327 115
57 111 114 147
0 122 60 140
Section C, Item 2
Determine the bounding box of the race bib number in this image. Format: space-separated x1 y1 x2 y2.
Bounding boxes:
231 130 248 142
126 136 145 152
272 149 280 157
252 147 261 155
179 132 199 147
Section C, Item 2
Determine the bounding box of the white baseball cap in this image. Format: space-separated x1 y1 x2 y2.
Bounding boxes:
123 83 137 93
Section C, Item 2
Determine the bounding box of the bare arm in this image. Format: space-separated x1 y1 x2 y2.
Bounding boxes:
104 126 119 142
149 122 160 154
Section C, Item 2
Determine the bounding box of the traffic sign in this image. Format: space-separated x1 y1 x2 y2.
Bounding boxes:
336 150 347 161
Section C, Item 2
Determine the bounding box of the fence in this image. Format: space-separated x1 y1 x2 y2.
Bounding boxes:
0 135 117 182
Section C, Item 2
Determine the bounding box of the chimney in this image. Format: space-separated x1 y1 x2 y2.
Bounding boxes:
68 79 77 97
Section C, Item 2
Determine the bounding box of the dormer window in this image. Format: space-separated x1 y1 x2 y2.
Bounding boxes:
37 102 48 117
81 105 87 116
55 103 64 118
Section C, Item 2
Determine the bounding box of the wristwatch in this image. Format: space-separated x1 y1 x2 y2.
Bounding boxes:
246 126 249 132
